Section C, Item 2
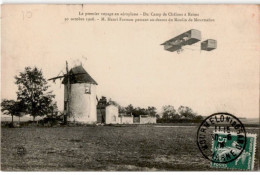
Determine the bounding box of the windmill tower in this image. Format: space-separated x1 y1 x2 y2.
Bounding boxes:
49 61 98 124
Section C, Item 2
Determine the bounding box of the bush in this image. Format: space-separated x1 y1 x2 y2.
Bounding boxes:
157 117 204 123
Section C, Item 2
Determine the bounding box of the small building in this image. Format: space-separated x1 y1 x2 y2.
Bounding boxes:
119 114 134 124
140 115 157 124
105 104 119 124
97 96 119 124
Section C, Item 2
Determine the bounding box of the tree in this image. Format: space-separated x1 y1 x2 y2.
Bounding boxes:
15 67 55 121
194 115 203 122
132 107 147 117
178 106 196 119
125 104 134 114
162 105 179 119
146 106 157 116
118 105 126 113
1 99 24 125
46 101 59 118
122 104 156 117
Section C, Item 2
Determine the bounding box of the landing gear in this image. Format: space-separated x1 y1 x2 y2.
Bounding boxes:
177 48 184 54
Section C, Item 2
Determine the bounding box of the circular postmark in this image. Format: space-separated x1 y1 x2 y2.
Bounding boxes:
197 112 247 163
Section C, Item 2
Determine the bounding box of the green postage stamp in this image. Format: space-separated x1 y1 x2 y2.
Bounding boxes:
211 132 257 170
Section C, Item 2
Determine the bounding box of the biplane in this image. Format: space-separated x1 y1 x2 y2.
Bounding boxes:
161 29 217 53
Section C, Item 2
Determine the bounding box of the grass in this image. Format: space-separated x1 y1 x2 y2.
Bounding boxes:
1 125 259 171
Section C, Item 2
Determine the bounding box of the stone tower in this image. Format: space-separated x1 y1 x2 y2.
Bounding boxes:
62 65 98 124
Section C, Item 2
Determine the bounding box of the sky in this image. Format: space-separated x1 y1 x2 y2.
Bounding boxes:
1 5 259 118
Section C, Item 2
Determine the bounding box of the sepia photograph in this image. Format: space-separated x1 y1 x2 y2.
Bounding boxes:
1 4 259 171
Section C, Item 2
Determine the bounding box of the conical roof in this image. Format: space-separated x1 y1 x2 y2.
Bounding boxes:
62 65 98 85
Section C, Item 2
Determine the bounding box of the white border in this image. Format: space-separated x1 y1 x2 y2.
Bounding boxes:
0 1 259 174
0 0 260 4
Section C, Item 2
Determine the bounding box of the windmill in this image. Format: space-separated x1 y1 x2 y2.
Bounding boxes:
48 61 98 124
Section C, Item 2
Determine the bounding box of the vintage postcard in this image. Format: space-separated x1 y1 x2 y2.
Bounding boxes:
1 4 259 171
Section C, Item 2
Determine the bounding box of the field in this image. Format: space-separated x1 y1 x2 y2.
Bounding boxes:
1 125 259 171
